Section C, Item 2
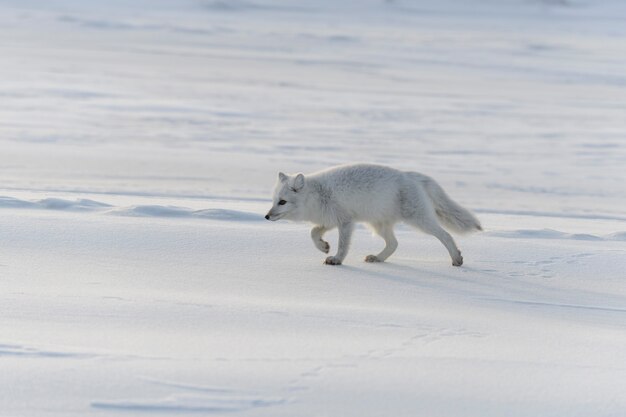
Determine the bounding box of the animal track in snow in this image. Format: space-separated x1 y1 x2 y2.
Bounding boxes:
92 377 285 413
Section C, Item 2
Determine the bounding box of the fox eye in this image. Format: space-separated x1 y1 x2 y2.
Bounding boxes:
278 200 287 205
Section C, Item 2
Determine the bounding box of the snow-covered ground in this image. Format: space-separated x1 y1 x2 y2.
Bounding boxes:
1 0 625 416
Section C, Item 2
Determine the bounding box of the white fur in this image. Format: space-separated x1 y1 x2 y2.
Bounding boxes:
265 163 481 266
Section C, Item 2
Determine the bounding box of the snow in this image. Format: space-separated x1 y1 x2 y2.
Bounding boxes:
1 0 626 416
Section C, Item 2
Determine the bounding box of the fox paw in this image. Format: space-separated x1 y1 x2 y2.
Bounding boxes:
452 253 463 267
324 256 342 265
364 255 381 263
315 240 330 254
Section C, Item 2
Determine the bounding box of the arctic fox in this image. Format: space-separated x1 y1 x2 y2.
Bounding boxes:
265 163 481 266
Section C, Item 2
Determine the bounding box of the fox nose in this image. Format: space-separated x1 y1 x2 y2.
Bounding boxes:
265 214 270 220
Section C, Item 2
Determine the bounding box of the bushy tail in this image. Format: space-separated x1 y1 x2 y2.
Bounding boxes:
422 176 482 234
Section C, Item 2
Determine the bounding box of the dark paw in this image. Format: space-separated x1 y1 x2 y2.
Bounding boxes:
364 255 381 263
324 256 342 265
315 239 330 253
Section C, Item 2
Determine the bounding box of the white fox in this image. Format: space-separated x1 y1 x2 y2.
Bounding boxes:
265 163 481 266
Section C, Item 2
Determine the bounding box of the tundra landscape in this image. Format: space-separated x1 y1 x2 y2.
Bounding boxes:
1 0 625 416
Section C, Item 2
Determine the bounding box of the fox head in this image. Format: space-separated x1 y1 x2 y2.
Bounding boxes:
265 172 306 221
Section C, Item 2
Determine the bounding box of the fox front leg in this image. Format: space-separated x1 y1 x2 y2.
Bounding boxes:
324 222 354 265
311 225 330 254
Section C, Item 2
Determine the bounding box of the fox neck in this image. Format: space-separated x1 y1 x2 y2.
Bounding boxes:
298 179 332 226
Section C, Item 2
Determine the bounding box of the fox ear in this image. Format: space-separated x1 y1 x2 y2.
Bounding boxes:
293 173 305 191
278 172 288 183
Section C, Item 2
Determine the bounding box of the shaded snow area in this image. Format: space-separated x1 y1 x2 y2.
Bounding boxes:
1 0 626 416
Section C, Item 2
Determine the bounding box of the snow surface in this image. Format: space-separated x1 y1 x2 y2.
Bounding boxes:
1 0 626 416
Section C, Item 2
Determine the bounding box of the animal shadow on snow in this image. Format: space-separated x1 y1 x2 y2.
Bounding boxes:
338 262 477 292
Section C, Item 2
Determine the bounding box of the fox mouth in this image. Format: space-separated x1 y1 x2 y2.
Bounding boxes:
265 213 285 221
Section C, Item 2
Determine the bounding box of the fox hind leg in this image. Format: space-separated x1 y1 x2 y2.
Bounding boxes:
365 222 398 263
406 212 463 266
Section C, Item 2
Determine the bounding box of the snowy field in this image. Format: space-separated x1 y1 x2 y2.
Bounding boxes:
1 0 626 416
